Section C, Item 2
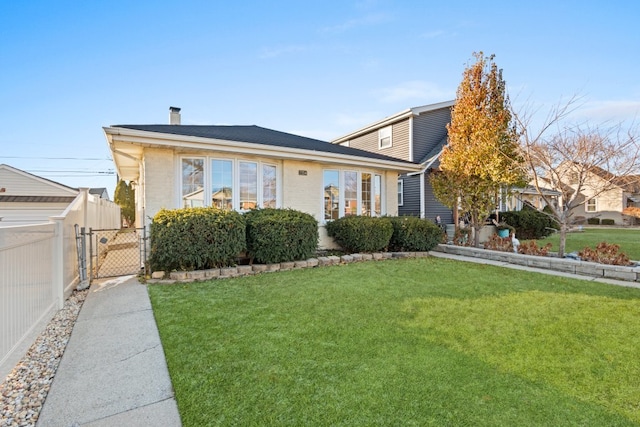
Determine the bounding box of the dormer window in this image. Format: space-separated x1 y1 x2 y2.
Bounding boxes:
378 126 392 149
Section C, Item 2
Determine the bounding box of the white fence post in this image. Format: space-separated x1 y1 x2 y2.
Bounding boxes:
50 216 65 310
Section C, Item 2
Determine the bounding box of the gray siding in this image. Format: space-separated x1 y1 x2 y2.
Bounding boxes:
412 107 452 162
346 118 411 161
424 175 453 223
398 174 421 216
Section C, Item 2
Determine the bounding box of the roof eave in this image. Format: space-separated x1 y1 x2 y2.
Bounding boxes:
104 127 421 176
331 100 455 144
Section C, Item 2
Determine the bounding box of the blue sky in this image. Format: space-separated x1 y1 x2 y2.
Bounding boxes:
1 1 638 196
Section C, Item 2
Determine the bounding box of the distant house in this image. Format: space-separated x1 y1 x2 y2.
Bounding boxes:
502 184 562 212
562 163 640 225
89 187 111 200
103 107 421 248
331 101 455 223
0 164 79 226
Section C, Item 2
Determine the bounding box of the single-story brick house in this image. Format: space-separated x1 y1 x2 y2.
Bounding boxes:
103 107 421 248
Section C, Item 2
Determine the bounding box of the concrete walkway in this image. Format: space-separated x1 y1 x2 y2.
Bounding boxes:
37 276 181 427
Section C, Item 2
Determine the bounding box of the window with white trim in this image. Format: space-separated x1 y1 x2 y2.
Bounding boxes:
323 170 340 221
323 170 383 221
181 158 205 208
211 159 233 210
361 173 372 216
586 198 597 212
262 164 277 208
181 157 278 211
374 174 382 216
344 171 358 216
397 179 404 206
378 126 392 149
239 161 258 210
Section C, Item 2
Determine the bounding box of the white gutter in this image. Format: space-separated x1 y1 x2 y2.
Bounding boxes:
407 148 443 177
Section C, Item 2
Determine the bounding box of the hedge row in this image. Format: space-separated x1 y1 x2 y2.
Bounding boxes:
150 207 319 271
149 208 446 272
244 208 318 264
149 207 246 272
326 215 443 253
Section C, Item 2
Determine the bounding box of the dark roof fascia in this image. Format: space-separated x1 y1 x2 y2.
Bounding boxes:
0 195 77 203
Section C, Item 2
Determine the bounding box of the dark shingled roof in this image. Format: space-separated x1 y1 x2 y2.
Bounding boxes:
0 195 77 203
114 124 418 165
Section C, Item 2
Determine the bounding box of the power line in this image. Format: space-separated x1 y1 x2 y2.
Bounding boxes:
0 155 112 161
27 169 115 173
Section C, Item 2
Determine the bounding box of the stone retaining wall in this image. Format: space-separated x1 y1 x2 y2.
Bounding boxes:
147 251 431 284
434 244 640 282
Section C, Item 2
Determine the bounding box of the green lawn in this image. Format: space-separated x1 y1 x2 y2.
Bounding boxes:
535 227 640 260
149 258 640 426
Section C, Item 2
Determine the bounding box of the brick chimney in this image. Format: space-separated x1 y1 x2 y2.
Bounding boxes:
169 106 181 125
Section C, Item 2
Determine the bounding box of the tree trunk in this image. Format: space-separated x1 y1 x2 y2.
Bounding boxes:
558 223 568 258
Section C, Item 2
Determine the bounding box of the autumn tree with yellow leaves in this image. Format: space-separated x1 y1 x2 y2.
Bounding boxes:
432 52 525 247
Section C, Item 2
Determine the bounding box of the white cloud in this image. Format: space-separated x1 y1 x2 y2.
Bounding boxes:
374 80 453 104
575 100 640 123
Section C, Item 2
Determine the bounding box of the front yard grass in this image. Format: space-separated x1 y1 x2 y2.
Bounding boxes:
149 258 640 426
536 227 640 260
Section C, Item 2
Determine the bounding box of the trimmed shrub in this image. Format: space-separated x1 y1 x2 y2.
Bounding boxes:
601 218 615 226
500 208 557 240
244 208 318 264
587 217 600 225
388 216 443 252
326 216 393 253
149 207 246 272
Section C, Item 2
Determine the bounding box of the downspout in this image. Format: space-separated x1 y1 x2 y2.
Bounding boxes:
419 172 425 218
408 116 414 163
408 148 442 219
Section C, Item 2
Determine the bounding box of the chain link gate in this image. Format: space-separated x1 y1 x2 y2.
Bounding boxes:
89 227 147 281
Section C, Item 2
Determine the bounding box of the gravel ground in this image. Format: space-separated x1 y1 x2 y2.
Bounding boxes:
0 289 88 427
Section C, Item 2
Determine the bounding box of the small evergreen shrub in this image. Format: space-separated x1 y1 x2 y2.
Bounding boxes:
601 218 615 226
587 217 600 225
500 208 557 240
326 216 393 253
149 207 246 272
388 216 442 252
244 208 318 264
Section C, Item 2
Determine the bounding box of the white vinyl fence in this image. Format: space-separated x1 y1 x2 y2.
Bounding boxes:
0 189 120 380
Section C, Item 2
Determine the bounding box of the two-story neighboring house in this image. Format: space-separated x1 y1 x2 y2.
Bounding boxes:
564 164 640 225
332 101 455 223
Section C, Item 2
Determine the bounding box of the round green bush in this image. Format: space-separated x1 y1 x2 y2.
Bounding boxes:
149 207 246 272
500 207 557 240
244 208 318 264
389 216 443 251
325 216 393 253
